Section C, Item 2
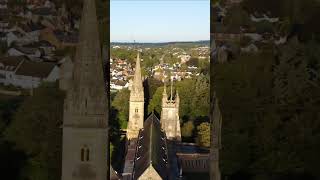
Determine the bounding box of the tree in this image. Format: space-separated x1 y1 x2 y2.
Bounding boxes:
175 79 196 121
198 58 210 75
111 89 130 129
191 75 210 118
186 57 199 67
181 121 195 138
4 83 65 180
148 86 164 115
196 122 211 147
146 78 163 99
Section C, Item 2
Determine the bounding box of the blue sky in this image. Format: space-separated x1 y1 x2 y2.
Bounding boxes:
110 0 210 43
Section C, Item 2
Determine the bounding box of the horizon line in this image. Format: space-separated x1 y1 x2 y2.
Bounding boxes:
110 40 210 44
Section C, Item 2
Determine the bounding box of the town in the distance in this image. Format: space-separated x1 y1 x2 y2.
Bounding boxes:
110 42 210 91
0 0 212 180
109 41 211 180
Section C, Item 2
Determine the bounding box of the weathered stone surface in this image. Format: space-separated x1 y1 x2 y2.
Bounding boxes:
161 81 181 141
61 0 108 180
127 53 144 139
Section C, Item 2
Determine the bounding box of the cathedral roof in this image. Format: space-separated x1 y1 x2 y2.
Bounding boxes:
132 113 169 180
110 166 121 180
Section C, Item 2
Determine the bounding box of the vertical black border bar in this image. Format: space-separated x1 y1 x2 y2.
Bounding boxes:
105 0 111 179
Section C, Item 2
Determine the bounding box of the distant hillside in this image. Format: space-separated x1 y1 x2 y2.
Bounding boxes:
110 40 210 48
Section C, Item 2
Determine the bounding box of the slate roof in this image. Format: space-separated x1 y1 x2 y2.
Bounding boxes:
110 166 121 180
0 56 26 71
32 7 57 16
53 30 79 43
24 40 55 48
12 46 39 55
20 21 45 32
15 60 56 78
132 113 169 180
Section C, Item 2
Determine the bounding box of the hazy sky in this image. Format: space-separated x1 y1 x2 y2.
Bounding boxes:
110 0 210 43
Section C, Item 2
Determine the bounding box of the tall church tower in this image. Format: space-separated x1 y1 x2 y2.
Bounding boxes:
161 80 181 141
61 0 108 179
127 52 144 139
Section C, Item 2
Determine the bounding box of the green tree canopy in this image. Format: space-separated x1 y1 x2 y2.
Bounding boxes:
181 121 195 138
4 83 64 180
111 89 130 129
196 122 211 148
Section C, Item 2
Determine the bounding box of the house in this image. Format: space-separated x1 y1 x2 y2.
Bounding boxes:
24 40 56 56
250 14 279 23
224 0 243 8
0 6 8 17
26 0 45 6
179 54 191 64
0 0 7 9
19 9 33 20
8 46 42 59
32 7 57 21
241 43 259 53
0 1 7 9
18 21 45 41
6 30 39 46
0 56 59 88
5 22 44 46
176 143 210 174
40 28 78 48
0 19 9 32
40 18 56 29
0 56 25 85
274 35 287 45
44 0 55 9
0 32 6 41
6 31 21 46
110 79 129 90
130 115 170 180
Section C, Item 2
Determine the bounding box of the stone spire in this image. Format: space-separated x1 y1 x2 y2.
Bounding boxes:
163 82 167 97
176 89 179 105
64 0 107 127
127 52 144 139
170 78 173 101
162 82 168 105
132 52 143 92
61 1 108 180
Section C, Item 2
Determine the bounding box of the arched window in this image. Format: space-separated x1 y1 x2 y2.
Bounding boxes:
80 146 90 162
135 108 138 113
86 148 90 161
81 148 85 161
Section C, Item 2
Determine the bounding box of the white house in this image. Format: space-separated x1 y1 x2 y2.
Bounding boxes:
8 46 42 59
44 0 55 9
0 56 60 89
110 80 129 90
241 43 259 53
0 56 25 85
250 14 279 23
0 0 7 9
6 29 38 47
0 21 9 32
6 31 21 46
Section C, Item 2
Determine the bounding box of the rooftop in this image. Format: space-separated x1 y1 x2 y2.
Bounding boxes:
132 113 169 180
